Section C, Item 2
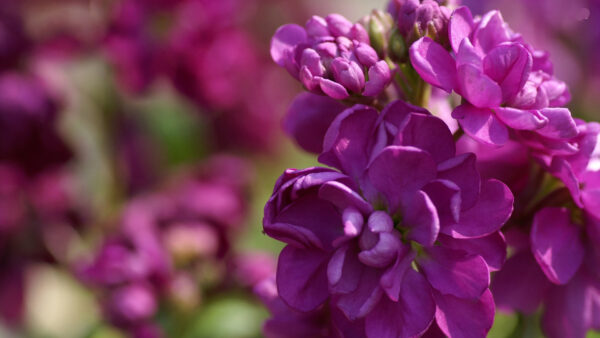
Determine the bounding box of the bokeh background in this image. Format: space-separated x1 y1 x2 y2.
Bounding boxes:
0 0 597 337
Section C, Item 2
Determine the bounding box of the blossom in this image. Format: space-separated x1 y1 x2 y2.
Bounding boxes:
409 6 576 147
78 158 249 336
271 14 392 100
263 100 513 337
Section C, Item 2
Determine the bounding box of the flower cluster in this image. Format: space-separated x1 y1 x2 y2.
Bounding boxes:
271 14 392 100
264 1 600 337
78 156 251 337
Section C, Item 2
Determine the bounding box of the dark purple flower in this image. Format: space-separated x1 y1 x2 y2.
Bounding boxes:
264 100 513 337
409 6 576 148
0 2 30 71
271 14 392 100
0 73 71 175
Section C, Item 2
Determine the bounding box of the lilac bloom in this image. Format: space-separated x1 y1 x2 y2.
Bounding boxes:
409 6 576 147
263 100 513 337
271 14 392 100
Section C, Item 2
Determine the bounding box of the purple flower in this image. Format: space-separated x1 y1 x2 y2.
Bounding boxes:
78 158 250 335
271 14 392 100
409 6 576 147
0 73 71 175
263 100 513 337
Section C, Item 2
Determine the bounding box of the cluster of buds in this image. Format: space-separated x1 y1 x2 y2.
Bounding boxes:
271 14 392 100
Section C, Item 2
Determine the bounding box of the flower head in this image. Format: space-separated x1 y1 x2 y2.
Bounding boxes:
409 6 576 148
263 100 513 337
271 14 392 100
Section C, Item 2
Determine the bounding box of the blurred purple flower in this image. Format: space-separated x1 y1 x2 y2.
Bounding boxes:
271 14 392 100
0 73 71 175
264 100 513 337
78 156 250 335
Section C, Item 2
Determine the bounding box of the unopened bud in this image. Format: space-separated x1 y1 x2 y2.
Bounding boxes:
388 28 408 63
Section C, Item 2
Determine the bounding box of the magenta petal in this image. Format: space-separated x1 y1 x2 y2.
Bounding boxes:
365 270 435 338
422 179 462 226
582 189 600 220
283 93 346 154
328 244 364 294
409 37 458 92
472 10 511 53
452 103 508 146
319 181 373 216
358 232 402 268
271 24 307 66
493 107 548 130
277 245 330 312
319 105 379 179
331 58 365 94
437 153 480 210
381 99 430 128
541 271 598 338
380 246 415 301
434 289 495 338
491 251 552 314
457 64 502 108
394 113 456 164
444 179 513 238
401 190 440 246
325 14 353 37
449 7 474 53
366 146 437 212
268 194 344 250
438 232 506 271
483 43 532 102
536 108 578 140
335 268 384 320
419 246 489 299
363 61 391 97
531 207 584 285
318 77 350 99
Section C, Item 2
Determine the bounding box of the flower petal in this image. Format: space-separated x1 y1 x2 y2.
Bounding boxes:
419 246 489 299
277 245 330 312
457 64 502 108
452 103 508 146
443 179 513 238
490 251 552 314
366 146 437 213
536 108 578 140
283 93 346 154
335 268 384 320
365 270 435 338
410 37 457 92
531 207 584 285
318 77 350 99
271 24 307 66
438 232 506 271
493 107 548 130
449 6 474 53
434 289 495 338
394 113 456 164
483 43 532 102
401 190 440 246
319 105 380 180
363 61 391 97
436 153 480 210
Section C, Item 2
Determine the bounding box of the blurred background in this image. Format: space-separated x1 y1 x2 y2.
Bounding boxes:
0 0 596 337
